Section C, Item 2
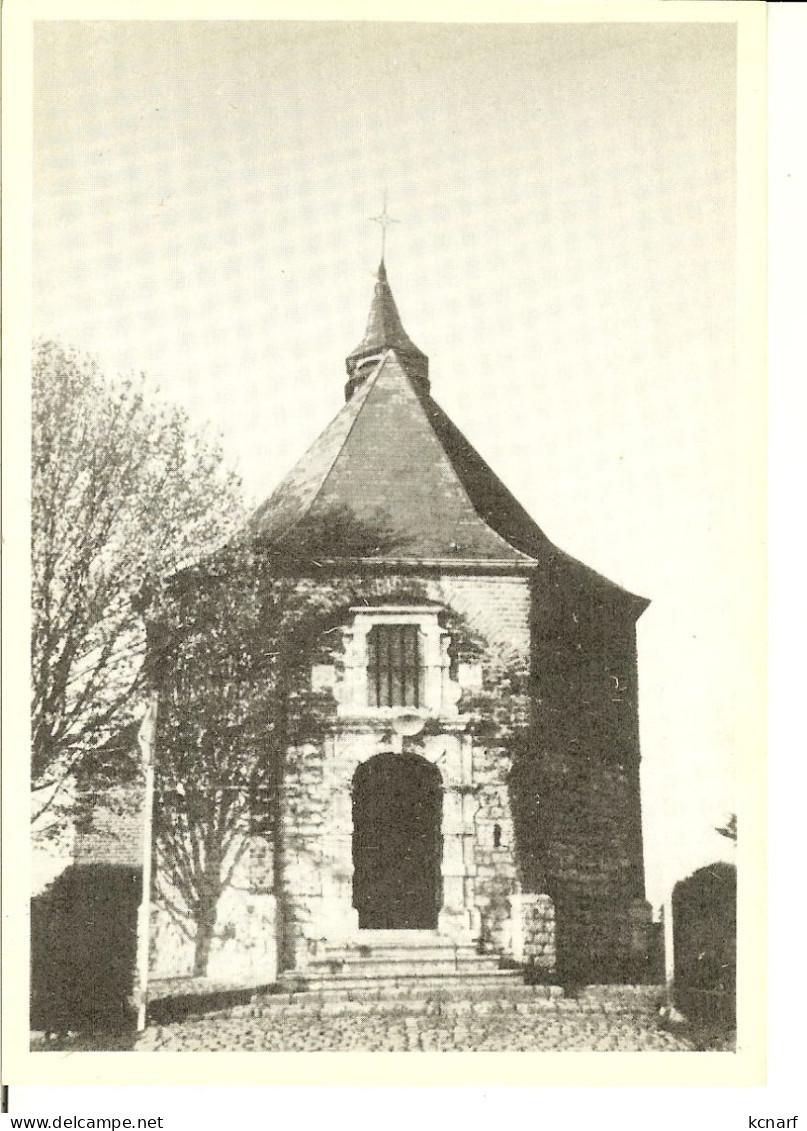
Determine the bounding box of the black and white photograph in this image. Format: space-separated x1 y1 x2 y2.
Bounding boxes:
3 1 768 1087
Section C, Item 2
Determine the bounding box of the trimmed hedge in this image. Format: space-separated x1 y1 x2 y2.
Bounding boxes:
673 861 736 1025
31 864 141 1033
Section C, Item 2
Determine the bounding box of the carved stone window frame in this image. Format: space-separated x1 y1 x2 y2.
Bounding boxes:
334 605 461 720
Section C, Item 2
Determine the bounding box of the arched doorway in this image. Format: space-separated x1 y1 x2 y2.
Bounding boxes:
352 753 443 930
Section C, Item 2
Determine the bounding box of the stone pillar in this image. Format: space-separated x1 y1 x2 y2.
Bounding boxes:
438 787 472 939
317 754 359 945
318 837 358 943
429 728 477 943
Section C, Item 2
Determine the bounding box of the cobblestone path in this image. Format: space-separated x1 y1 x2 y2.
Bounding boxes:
138 998 697 1052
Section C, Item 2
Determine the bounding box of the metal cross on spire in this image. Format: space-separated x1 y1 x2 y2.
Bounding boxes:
369 191 399 261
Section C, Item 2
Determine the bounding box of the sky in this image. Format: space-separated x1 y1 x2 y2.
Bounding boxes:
33 19 741 905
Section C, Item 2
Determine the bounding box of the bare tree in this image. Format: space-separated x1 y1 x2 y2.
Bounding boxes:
152 548 277 976
151 510 407 976
31 341 244 833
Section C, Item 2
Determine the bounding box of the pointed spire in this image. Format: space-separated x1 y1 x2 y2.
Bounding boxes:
345 259 429 400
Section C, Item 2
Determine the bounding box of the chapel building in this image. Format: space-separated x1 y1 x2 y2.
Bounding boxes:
75 258 654 987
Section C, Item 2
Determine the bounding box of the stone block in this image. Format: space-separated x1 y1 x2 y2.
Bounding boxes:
457 663 483 690
509 893 556 969
312 665 337 691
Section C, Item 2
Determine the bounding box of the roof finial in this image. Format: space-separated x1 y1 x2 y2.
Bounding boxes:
369 190 399 263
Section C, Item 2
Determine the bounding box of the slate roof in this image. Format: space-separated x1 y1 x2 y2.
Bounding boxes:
249 266 648 614
250 350 534 563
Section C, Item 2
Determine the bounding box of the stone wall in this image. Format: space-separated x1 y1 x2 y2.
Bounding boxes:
74 784 143 868
508 893 556 969
76 563 648 985
75 785 279 985
439 574 531 659
150 837 278 984
529 574 648 981
471 739 518 953
277 571 534 968
278 739 331 970
441 574 531 953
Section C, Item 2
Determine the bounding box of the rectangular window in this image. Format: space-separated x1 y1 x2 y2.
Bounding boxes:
367 624 423 708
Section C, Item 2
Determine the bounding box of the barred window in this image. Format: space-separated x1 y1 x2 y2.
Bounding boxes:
367 624 423 708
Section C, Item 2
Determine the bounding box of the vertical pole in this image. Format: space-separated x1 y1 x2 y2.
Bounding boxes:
663 890 675 1004
136 692 159 1033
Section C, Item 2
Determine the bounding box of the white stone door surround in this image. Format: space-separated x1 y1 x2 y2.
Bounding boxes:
315 606 483 947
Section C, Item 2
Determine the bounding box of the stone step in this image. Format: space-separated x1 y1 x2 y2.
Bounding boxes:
321 945 483 963
306 957 504 978
343 930 448 946
276 982 561 1004
241 988 574 1019
280 970 525 994
256 997 569 1018
148 983 664 1026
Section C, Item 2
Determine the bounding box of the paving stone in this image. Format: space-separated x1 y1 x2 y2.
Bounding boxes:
137 997 699 1052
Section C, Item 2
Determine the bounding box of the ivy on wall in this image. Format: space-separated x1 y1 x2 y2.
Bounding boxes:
144 509 547 974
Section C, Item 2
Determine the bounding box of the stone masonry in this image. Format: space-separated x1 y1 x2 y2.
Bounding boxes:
276 572 536 972
72 257 652 995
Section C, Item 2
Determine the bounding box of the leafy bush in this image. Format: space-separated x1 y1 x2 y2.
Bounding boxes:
31 864 141 1033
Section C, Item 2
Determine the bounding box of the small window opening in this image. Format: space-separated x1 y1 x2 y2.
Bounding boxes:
367 624 423 708
493 823 502 848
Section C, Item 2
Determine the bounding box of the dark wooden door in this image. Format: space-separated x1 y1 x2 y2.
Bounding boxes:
352 753 443 930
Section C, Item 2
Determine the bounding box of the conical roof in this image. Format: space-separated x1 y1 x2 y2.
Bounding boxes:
251 350 534 563
249 265 648 614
